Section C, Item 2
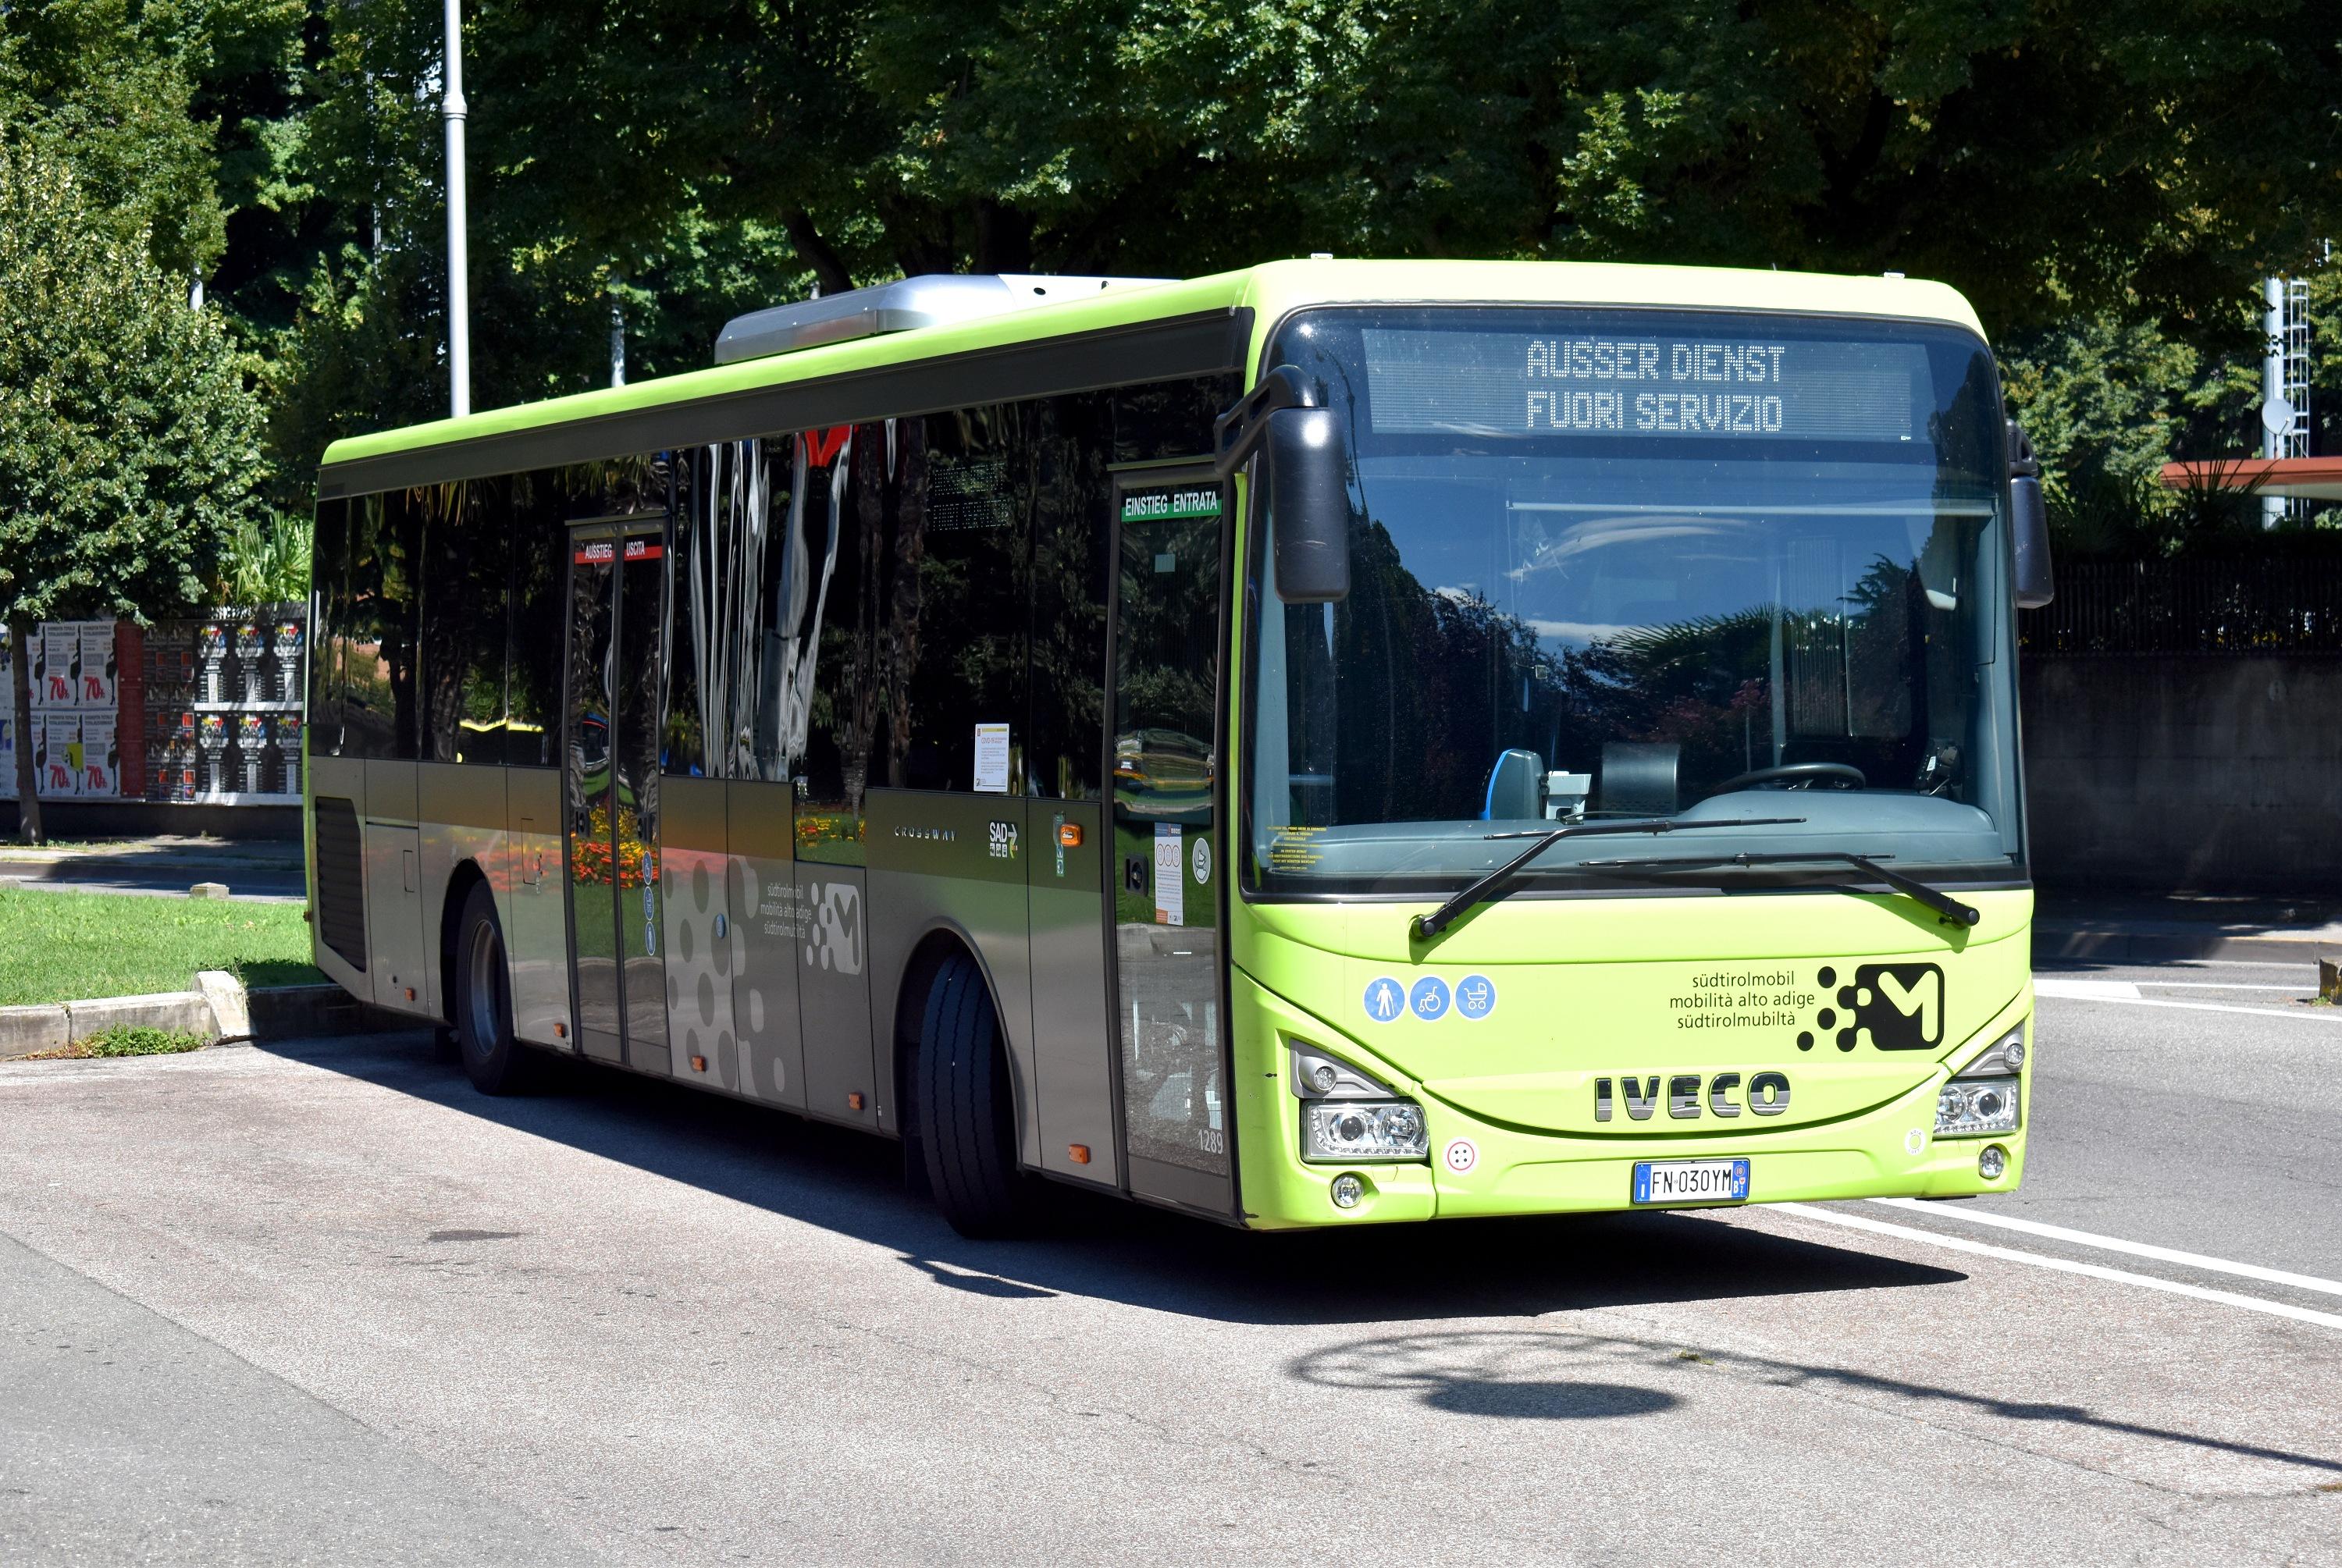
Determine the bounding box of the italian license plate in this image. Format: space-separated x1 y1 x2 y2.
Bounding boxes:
1632 1157 1750 1205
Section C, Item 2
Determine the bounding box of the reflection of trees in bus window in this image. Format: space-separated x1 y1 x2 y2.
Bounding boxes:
336 490 419 759
1028 391 1115 801
902 405 1029 794
417 475 512 766
507 460 660 770
307 499 348 756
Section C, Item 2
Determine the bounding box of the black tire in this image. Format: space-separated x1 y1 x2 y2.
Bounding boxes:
917 953 1033 1237
453 880 536 1095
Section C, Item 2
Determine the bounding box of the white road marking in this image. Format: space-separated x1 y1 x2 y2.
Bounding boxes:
1867 1198 2342 1299
2137 982 2316 992
2034 978 2140 1000
2031 986 2340 1023
1773 1202 2342 1332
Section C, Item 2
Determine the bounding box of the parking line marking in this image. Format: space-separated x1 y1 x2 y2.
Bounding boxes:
1773 1202 2342 1331
1867 1199 2342 1299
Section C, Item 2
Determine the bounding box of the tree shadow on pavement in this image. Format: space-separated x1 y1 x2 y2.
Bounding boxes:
259 1030 1966 1328
1289 1327 2342 1479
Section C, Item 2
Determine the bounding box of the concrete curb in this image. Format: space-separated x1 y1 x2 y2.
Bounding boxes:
0 977 408 1060
2034 924 2342 966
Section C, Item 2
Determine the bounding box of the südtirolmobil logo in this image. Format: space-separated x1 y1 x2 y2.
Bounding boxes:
1799 963 1943 1052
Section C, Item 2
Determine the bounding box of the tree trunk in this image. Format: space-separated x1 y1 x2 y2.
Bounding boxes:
9 619 41 845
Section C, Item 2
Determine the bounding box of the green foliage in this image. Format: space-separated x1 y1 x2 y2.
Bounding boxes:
220 511 314 606
9 0 2342 537
77 1025 212 1057
0 137 268 628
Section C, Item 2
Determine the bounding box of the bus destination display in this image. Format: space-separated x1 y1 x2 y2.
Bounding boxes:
1361 327 1933 443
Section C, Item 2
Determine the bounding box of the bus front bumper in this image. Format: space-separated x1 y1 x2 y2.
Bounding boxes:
1231 975 2030 1230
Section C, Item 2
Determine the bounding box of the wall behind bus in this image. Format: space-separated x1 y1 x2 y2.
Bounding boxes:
2020 654 2342 894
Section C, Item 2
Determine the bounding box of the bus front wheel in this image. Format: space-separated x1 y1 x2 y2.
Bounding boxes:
453 881 536 1095
916 953 1033 1238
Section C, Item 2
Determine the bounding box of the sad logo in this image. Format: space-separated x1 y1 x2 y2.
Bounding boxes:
1796 963 1944 1053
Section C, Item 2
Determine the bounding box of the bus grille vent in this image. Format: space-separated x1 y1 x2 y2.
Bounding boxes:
312 796 368 972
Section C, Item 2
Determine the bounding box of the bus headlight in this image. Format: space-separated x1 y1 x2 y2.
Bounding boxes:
1302 1100 1429 1163
1935 1076 2020 1137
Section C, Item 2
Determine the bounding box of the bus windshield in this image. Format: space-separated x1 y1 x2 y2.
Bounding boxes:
1244 305 2025 899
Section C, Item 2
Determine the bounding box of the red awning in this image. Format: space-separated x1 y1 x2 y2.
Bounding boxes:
2159 456 2342 501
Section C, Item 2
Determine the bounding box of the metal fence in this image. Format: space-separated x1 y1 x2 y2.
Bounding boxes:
2021 557 2342 656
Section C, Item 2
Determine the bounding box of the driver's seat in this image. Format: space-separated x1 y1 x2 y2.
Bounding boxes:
1597 741 1678 816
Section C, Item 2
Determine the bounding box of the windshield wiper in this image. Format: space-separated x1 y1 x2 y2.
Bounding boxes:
1577 849 1981 928
1411 816 1805 940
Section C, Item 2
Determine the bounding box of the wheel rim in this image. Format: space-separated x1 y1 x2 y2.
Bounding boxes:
465 919 504 1054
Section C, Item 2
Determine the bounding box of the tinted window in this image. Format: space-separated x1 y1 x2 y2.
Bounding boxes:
336 491 421 759
419 477 511 766
902 406 1032 793
507 460 665 766
306 499 349 756
1027 392 1114 800
795 425 876 862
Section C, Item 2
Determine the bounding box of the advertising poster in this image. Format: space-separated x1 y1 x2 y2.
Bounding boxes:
77 621 117 708
37 623 77 709
38 714 80 797
77 713 118 797
0 713 14 800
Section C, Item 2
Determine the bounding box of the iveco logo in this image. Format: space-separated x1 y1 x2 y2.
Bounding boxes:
1595 1072 1791 1122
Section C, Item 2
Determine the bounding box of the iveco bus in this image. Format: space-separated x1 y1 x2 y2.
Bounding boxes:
304 260 2052 1233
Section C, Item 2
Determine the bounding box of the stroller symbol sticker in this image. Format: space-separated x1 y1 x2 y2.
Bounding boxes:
1455 975 1497 1020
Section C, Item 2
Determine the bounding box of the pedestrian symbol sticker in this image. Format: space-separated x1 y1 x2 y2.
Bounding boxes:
1410 976 1450 1021
1362 976 1405 1023
1455 974 1497 1020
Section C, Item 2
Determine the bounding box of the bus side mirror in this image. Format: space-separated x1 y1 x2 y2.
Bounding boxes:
1265 407 1351 604
2006 420 2053 609
2012 476 2054 609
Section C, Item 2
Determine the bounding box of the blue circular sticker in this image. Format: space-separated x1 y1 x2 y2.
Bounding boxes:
1454 974 1498 1020
1409 976 1451 1021
1361 976 1407 1024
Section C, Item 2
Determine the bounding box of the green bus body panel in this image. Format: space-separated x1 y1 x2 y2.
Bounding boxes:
315 256 2024 1231
319 260 1988 489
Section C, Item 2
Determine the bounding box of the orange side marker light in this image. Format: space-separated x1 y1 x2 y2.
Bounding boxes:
1068 1143 1091 1165
1058 823 1084 848
847 1092 866 1111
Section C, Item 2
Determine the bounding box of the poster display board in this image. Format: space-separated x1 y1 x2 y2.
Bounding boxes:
1 606 304 804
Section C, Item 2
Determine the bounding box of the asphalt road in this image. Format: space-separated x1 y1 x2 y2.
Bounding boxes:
2 955 2338 1564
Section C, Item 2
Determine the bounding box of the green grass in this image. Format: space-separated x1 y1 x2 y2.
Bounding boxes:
0 887 322 1006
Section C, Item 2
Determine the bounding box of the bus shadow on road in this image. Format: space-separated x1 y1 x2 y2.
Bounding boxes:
264 1031 1966 1327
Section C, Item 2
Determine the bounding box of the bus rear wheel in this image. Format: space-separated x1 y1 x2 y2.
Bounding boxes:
917 953 1034 1238
453 881 536 1095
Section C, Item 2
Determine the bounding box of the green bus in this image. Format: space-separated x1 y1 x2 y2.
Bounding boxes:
305 259 2050 1233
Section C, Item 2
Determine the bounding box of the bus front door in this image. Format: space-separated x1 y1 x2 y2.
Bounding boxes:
562 517 672 1072
1107 469 1233 1217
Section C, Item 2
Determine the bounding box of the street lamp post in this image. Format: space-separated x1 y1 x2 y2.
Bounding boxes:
443 0 471 420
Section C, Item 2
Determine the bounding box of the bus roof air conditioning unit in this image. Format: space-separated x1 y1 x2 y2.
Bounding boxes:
714 273 1175 365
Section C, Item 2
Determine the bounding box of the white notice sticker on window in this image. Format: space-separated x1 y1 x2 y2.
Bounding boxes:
973 723 1010 793
1154 823 1184 926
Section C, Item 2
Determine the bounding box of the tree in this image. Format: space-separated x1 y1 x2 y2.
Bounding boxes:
0 138 270 841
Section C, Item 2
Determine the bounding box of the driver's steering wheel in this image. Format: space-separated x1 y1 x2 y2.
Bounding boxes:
1710 762 1867 794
